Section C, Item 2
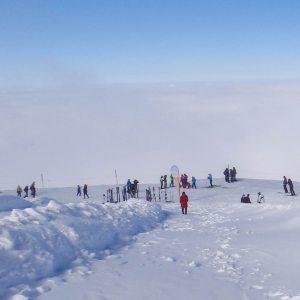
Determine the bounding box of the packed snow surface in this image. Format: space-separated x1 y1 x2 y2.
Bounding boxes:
1 178 300 300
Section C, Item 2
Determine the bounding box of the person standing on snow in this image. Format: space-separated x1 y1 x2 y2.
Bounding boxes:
207 174 213 187
287 178 296 196
17 185 22 197
160 176 164 189
23 185 29 198
170 174 174 187
83 184 89 199
232 167 237 181
241 194 246 203
30 182 36 198
223 168 230 183
163 175 167 189
191 176 196 188
180 191 188 215
257 192 265 203
77 185 81 196
283 176 288 193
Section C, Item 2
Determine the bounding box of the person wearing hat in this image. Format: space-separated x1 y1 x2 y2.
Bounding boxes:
180 191 188 214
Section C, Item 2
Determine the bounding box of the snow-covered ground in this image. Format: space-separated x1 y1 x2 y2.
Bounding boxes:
1 178 300 300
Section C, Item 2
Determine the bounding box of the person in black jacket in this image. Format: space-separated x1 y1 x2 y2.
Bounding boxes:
287 178 296 196
30 182 36 198
244 194 251 203
223 168 230 183
83 184 89 199
241 194 246 203
23 185 29 198
283 176 288 193
232 167 237 181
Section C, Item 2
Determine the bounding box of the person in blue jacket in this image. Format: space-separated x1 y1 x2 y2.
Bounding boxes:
207 174 213 187
126 179 132 193
191 176 196 188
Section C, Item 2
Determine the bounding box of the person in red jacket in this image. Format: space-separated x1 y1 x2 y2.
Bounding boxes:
180 191 188 215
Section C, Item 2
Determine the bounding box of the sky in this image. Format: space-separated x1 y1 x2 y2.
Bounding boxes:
0 0 300 189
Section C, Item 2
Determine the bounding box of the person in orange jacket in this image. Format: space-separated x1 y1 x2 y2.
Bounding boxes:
180 191 188 215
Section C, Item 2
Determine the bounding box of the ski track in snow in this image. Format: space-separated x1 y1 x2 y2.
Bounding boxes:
2 179 300 299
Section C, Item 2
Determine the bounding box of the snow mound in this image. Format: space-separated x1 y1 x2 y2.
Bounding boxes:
0 197 165 298
0 195 31 212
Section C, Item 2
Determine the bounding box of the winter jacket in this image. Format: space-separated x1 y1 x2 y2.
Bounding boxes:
180 193 188 208
257 194 265 203
207 174 212 181
287 179 293 188
191 177 196 184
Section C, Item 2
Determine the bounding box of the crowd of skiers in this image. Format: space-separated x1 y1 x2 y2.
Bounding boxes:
16 182 36 198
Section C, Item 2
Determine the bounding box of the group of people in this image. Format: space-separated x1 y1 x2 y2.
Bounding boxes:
283 176 296 196
241 192 265 204
16 182 36 198
223 167 237 183
159 175 169 189
126 179 139 195
76 184 89 199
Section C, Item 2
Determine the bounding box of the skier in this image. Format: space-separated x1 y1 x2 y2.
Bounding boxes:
77 185 81 196
180 191 188 215
232 167 237 181
241 194 246 203
170 174 174 187
17 185 22 197
283 176 288 193
30 182 36 198
257 192 265 203
23 185 29 198
244 194 251 203
191 176 196 188
160 176 164 189
207 174 213 187
163 175 167 189
223 168 230 183
287 178 296 196
83 184 89 199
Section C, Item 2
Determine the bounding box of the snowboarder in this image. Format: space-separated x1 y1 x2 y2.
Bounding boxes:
180 191 188 215
83 184 89 199
30 182 36 198
170 174 174 187
257 192 265 203
244 194 251 203
191 176 196 188
23 185 29 198
283 176 288 193
160 176 164 189
17 185 22 197
77 185 81 196
223 168 230 183
287 178 295 196
207 174 213 187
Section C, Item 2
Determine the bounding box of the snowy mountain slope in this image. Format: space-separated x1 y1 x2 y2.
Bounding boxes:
2 178 300 300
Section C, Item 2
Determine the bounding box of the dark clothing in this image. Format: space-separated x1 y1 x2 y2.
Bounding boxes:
244 196 251 203
83 185 89 199
232 167 237 181
230 169 234 182
133 180 139 191
182 207 187 214
283 177 288 193
192 183 196 188
24 186 29 198
209 180 213 187
287 179 295 196
224 168 230 183
17 191 21 197
77 186 81 196
30 184 36 198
